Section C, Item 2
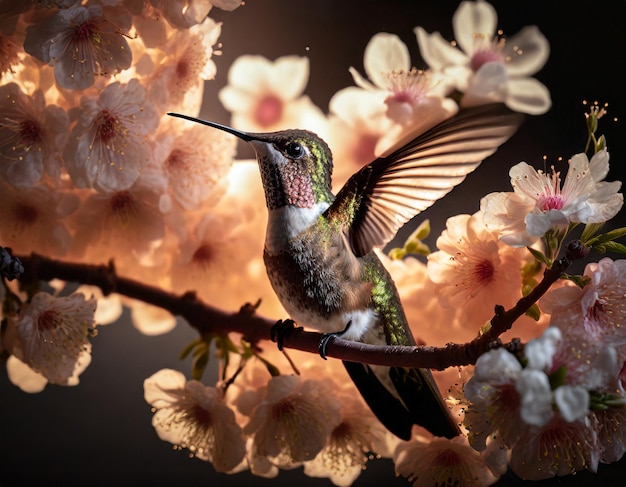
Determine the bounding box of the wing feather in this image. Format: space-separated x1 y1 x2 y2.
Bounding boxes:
326 103 524 256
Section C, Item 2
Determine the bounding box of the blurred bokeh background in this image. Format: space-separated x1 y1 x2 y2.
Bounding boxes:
1 1 624 486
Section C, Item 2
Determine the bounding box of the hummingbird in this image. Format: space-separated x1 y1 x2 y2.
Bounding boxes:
168 103 523 440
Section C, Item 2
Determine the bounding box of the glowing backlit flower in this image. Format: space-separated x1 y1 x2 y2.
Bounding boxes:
326 88 393 188
168 162 285 317
64 79 159 192
242 375 342 467
0 83 68 187
395 434 500 487
144 368 246 472
480 149 623 247
303 389 392 486
218 55 327 134
70 175 166 266
23 4 133 90
149 0 241 30
415 0 551 114
348 32 457 138
10 292 96 388
0 181 79 256
148 18 222 113
427 213 529 325
155 120 235 211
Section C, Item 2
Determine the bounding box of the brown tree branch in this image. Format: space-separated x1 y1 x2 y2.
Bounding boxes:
15 249 574 369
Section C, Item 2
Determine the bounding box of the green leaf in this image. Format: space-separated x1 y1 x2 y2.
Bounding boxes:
580 222 605 243
407 219 431 242
525 303 541 321
597 227 626 243
527 246 551 266
179 337 203 360
404 240 430 255
191 351 209 381
256 355 281 377
595 134 606 152
388 248 406 260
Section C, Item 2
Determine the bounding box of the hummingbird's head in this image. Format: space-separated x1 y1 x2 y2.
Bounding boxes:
167 113 334 211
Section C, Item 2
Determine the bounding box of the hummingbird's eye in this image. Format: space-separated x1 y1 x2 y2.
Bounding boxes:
285 141 304 159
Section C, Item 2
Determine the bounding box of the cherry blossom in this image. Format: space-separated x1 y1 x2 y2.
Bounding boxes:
69 175 166 267
394 433 501 487
64 79 159 192
218 55 327 135
326 88 394 187
464 324 625 480
147 18 222 113
149 0 241 30
0 181 79 256
0 82 68 187
9 292 96 389
240 374 342 467
154 119 235 211
543 258 626 346
144 368 246 472
347 32 457 144
23 4 133 90
427 213 530 326
303 398 389 486
481 149 623 247
415 0 551 114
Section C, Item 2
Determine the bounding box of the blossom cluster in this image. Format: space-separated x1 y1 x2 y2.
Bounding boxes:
1 1 624 486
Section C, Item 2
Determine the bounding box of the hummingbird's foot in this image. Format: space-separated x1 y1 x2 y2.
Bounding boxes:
318 320 353 360
271 319 302 351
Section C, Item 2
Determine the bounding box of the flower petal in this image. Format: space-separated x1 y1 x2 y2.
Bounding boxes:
363 33 410 88
452 0 498 55
504 26 550 77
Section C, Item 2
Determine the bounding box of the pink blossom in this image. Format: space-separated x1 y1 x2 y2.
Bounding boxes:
394 434 500 487
144 368 246 472
427 213 530 325
0 83 68 187
24 4 133 90
10 292 96 388
242 375 342 467
0 180 78 256
64 79 158 192
147 18 222 112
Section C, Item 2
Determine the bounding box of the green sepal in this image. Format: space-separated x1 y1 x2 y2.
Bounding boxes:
548 364 567 390
561 273 591 288
594 241 626 255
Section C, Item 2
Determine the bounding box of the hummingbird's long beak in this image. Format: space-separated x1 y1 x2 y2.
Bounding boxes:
167 112 254 142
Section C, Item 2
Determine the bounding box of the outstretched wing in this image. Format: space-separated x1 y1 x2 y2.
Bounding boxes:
325 103 524 257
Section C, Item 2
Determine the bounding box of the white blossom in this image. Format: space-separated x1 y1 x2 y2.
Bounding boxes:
481 149 622 247
415 0 551 114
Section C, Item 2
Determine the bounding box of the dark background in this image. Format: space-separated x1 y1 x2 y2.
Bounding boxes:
1 1 625 486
